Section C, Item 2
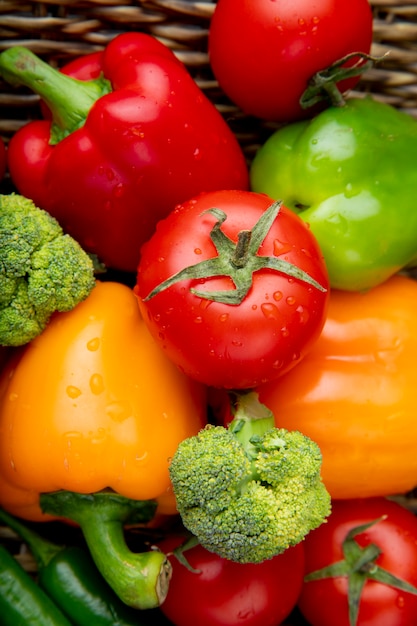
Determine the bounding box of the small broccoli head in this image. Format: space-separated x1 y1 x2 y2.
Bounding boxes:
169 425 252 516
0 194 96 346
169 423 331 564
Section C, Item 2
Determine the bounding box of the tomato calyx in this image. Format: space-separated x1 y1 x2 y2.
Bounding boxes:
305 516 417 626
143 200 327 305
300 52 381 109
168 534 202 574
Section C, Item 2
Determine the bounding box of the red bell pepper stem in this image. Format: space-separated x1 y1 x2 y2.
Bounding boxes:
0 47 111 142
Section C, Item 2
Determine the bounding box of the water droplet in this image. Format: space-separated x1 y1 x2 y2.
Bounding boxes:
131 127 145 139
261 302 280 320
396 595 405 608
298 17 306 25
112 183 125 198
194 247 202 255
312 16 320 24
194 316 203 324
193 148 202 160
273 359 284 369
90 374 104 395
66 386 82 399
345 183 356 198
286 295 296 306
231 340 243 347
296 305 310 324
281 326 290 337
219 313 229 322
273 290 283 302
91 427 107 444
251 304 258 310
273 238 293 256
135 451 148 463
106 402 131 422
87 337 100 351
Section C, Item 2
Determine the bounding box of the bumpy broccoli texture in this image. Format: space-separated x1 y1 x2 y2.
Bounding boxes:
0 193 96 346
169 393 331 564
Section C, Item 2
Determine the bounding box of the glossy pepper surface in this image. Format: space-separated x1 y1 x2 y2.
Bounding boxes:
0 32 249 272
257 275 417 499
250 97 417 291
0 280 207 521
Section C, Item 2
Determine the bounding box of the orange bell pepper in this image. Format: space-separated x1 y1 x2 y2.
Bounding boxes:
257 274 417 499
0 280 207 521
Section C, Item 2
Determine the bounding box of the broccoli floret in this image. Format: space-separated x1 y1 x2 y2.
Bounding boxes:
0 193 96 346
169 392 331 564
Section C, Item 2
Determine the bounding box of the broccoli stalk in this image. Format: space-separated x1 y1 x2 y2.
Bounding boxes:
0 193 96 346
169 391 331 564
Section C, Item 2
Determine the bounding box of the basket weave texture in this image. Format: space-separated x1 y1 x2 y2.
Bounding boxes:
1 2 417 625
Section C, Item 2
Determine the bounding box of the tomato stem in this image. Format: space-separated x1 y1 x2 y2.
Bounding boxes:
232 230 251 268
143 200 327 306
300 51 383 110
304 516 417 626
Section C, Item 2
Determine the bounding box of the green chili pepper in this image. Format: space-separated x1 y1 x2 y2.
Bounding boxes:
0 543 72 626
250 97 417 291
0 506 161 625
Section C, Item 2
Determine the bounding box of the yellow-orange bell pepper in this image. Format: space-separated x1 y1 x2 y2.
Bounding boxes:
0 280 207 521
257 274 417 499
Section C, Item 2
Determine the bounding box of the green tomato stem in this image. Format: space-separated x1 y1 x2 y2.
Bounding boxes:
143 200 326 305
40 490 172 609
0 506 61 569
305 516 417 626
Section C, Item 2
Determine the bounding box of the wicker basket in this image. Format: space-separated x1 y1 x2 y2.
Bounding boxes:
1 2 417 625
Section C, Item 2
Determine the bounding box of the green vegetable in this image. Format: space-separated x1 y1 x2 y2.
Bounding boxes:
169 391 331 564
0 506 155 625
0 192 95 346
0 543 72 626
250 97 417 291
39 490 172 610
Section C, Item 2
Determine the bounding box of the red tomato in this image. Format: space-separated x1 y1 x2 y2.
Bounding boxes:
136 190 329 389
157 536 305 626
0 136 6 180
298 498 417 626
208 0 373 122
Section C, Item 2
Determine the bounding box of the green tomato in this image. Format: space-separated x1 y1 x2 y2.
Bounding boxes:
250 97 417 291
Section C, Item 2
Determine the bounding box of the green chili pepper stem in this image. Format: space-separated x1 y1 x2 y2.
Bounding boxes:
0 506 62 568
0 544 72 626
40 490 172 610
0 46 111 142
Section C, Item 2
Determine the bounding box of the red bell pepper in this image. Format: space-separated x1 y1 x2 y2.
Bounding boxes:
0 32 249 272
